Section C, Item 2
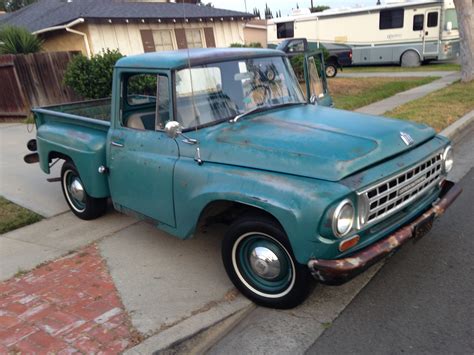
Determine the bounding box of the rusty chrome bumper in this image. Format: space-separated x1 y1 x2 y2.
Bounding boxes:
308 180 462 285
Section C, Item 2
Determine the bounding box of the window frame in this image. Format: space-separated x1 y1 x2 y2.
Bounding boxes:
427 11 439 28
120 71 172 132
185 28 204 48
379 8 405 30
276 22 295 39
413 14 424 31
152 29 175 51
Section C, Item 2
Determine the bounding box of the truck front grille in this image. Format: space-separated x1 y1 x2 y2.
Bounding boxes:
358 152 444 226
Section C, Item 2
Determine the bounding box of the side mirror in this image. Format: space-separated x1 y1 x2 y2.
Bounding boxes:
446 21 453 31
165 121 181 139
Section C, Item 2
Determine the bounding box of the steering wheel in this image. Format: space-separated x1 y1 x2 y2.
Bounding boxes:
249 84 272 106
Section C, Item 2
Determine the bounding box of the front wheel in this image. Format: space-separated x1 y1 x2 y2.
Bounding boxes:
61 161 107 220
222 215 312 309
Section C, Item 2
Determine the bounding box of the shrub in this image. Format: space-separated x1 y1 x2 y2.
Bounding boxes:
0 26 43 54
64 49 124 99
230 42 263 48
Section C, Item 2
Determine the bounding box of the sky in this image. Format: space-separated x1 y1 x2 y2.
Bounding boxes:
211 0 379 17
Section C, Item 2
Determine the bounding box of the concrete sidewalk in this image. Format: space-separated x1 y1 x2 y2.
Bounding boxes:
338 70 456 78
355 72 461 115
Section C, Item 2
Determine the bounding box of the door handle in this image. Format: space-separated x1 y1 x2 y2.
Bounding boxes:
425 31 429 35
111 141 124 148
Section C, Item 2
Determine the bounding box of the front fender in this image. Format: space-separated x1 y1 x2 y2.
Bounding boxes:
169 158 350 264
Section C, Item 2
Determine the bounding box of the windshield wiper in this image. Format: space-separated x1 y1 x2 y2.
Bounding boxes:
230 102 305 123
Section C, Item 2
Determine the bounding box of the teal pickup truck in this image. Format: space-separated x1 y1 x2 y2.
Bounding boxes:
26 48 461 309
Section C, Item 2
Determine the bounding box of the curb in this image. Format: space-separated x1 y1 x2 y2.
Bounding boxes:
439 110 474 141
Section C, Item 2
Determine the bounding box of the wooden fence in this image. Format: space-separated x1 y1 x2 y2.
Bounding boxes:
0 51 82 119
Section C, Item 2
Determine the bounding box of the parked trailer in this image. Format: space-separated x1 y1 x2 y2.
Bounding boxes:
267 0 460 67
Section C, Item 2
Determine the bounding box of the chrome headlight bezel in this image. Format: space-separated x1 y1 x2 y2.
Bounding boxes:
332 199 355 238
442 145 454 173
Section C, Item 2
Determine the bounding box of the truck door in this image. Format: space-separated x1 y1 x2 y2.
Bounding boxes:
423 9 440 56
304 52 333 107
107 72 178 227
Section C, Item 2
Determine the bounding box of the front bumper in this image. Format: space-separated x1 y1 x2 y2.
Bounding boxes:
308 180 462 285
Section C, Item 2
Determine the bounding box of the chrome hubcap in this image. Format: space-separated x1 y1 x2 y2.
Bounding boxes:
249 247 281 280
69 178 85 202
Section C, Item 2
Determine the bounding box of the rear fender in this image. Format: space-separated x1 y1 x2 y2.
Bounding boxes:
37 124 110 198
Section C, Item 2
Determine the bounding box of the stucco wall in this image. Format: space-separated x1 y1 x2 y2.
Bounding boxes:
86 20 245 55
40 24 89 55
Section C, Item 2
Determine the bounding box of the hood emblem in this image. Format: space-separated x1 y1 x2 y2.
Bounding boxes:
400 132 414 146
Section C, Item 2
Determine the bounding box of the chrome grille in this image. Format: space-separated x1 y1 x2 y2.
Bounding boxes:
358 151 444 227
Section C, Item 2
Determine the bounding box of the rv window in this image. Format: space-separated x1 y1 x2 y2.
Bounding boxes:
427 12 438 28
379 9 404 30
413 14 424 31
444 9 459 30
277 22 294 39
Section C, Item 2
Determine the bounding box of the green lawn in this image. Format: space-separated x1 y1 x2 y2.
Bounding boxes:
344 63 460 73
386 80 474 132
0 197 42 234
329 76 439 111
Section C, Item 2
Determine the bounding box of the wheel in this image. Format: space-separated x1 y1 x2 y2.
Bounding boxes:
222 215 313 309
61 161 107 220
401 50 421 67
325 63 338 78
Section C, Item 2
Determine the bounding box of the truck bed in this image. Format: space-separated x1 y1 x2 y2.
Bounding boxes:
32 98 111 131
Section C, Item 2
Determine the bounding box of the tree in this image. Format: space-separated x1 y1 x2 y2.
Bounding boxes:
264 3 273 19
453 0 473 82
310 5 330 13
2 0 36 12
0 26 43 54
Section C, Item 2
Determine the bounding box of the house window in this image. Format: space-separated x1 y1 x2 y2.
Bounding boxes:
153 30 174 51
277 22 294 39
185 29 204 48
413 14 424 31
379 9 404 30
427 12 438 27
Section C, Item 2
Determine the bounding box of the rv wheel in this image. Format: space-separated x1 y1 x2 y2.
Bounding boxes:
401 50 421 68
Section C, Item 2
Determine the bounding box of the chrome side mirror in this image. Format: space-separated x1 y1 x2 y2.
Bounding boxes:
165 121 182 139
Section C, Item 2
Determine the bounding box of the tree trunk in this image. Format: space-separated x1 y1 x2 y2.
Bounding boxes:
454 0 473 82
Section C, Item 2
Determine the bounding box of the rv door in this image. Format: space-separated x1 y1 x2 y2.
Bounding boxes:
304 52 333 107
423 9 440 56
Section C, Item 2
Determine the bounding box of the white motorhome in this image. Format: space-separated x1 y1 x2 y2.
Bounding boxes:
267 0 460 66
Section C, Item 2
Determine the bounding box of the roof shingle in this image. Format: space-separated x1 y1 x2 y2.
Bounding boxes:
0 0 254 33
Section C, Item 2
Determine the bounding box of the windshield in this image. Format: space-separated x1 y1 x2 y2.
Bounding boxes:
175 56 305 129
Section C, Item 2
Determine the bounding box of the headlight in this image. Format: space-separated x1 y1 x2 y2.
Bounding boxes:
442 145 454 173
332 199 355 238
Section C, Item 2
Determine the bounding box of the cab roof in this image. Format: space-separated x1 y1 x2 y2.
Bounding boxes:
115 48 285 70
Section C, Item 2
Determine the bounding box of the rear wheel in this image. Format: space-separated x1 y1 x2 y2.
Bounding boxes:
222 215 312 309
61 161 107 220
401 50 421 67
325 63 338 78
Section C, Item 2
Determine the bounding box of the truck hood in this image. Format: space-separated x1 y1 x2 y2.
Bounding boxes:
195 105 436 181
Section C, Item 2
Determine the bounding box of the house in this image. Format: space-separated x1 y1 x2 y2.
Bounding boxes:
244 19 267 47
0 0 255 57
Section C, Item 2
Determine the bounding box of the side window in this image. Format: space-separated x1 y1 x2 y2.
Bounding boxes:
122 74 170 131
427 12 438 27
413 14 424 31
379 9 404 30
277 22 294 39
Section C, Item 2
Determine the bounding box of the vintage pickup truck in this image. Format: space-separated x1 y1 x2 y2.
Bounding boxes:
26 48 461 309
